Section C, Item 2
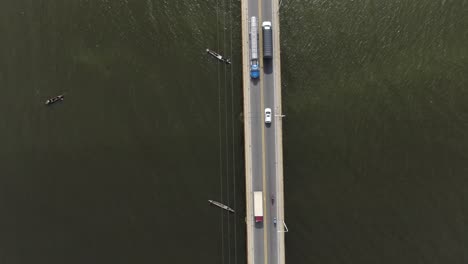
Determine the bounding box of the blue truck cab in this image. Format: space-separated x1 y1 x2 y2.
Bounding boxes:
250 63 260 79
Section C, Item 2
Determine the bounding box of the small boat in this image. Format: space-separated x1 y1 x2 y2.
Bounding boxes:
45 94 64 105
206 49 231 64
208 200 235 213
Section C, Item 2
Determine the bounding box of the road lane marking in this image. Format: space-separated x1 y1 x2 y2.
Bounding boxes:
258 0 269 263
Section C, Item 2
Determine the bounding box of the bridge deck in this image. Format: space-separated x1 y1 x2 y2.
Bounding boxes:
241 0 285 263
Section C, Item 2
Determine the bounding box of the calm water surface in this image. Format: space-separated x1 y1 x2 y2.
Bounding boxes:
0 0 244 263
282 0 468 263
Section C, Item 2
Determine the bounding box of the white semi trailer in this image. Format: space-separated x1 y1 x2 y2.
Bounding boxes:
254 191 263 223
250 17 260 79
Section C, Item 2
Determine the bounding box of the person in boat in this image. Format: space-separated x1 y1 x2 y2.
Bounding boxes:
45 95 64 105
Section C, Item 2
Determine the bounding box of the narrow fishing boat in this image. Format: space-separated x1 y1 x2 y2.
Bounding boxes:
208 200 235 213
206 49 231 64
45 94 64 105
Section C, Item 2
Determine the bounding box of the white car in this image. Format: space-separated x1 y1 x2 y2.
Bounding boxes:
265 108 272 124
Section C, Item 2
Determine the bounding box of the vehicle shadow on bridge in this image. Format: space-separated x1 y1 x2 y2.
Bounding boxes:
263 59 273 75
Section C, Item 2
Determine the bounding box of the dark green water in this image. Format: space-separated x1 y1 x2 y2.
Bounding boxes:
0 0 244 263
2 0 468 263
282 0 468 263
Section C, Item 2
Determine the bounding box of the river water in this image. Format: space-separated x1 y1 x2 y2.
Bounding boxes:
1 0 467 263
0 0 244 263
281 0 468 263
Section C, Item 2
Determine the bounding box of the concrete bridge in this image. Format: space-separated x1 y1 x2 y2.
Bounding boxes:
241 0 286 263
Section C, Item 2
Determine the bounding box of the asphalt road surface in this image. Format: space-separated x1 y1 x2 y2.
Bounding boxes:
247 0 280 263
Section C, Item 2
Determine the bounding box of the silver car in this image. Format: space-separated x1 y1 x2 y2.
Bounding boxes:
265 108 272 123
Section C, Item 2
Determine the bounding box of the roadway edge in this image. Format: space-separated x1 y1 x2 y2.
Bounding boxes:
272 0 286 263
240 1 255 264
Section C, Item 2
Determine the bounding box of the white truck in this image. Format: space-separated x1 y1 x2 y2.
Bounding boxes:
254 191 263 223
250 17 260 79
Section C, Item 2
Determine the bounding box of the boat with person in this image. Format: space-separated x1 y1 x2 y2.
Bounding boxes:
45 94 64 105
208 200 235 213
206 49 231 64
